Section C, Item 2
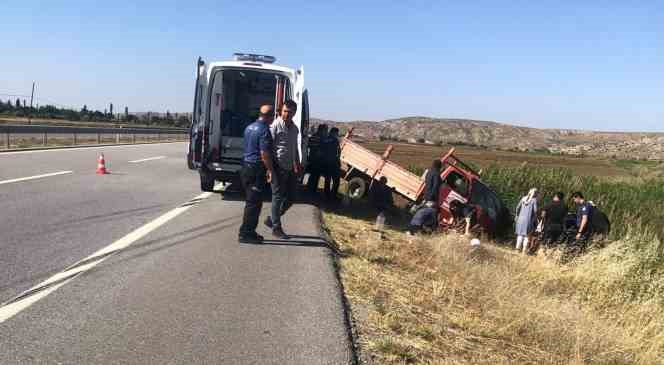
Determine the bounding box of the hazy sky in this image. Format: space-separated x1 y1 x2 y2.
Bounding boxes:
1 1 662 131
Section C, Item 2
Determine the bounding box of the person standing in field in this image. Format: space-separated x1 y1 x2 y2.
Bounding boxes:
322 127 341 201
264 100 301 239
369 176 394 212
238 105 275 244
572 191 593 245
541 191 567 248
515 188 538 253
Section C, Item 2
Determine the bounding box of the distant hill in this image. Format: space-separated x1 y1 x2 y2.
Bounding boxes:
311 116 664 160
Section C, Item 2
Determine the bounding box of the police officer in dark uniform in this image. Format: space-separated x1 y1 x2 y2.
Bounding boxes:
238 105 275 243
572 191 593 245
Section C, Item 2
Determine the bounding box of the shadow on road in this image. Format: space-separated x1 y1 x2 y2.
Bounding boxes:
0 213 239 303
241 237 329 248
106 216 242 266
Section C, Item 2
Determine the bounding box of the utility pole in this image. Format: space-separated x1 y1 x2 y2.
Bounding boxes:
29 82 35 124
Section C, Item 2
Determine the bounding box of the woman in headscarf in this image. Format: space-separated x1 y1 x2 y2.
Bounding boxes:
515 188 538 253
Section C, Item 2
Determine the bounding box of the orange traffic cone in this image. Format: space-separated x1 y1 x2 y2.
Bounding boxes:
96 153 109 175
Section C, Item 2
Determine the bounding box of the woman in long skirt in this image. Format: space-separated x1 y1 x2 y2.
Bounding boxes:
515 188 538 253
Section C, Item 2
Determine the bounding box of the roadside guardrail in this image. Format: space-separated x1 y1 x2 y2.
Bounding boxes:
0 124 189 150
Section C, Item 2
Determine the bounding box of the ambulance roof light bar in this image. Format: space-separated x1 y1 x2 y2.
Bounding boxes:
233 53 276 64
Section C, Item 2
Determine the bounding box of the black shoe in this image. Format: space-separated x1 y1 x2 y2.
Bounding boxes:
272 227 289 239
264 216 273 229
238 233 264 244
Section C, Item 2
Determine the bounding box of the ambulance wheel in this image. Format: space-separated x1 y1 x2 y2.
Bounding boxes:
187 152 195 170
347 177 368 200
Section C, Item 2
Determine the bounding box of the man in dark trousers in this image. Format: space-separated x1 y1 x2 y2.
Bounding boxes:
423 160 443 203
307 124 328 195
541 192 567 247
238 105 275 243
322 127 341 201
572 191 593 245
265 100 301 239
408 160 443 235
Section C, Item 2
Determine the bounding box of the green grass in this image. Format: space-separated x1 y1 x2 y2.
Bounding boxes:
479 165 664 241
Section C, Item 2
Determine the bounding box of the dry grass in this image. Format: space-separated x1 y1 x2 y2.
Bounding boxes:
324 209 664 364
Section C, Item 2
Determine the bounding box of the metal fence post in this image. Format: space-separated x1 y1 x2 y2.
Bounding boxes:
43 132 47 146
132 134 136 144
116 133 120 144
5 132 9 149
73 133 77 145
96 133 101 144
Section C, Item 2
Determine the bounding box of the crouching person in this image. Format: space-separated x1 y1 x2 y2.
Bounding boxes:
407 160 443 235
408 202 438 235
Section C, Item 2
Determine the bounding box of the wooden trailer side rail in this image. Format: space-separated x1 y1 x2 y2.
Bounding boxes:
341 128 425 202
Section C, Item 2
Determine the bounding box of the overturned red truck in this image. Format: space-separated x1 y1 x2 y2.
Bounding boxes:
340 130 512 237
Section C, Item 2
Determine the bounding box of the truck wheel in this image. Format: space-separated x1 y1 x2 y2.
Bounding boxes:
347 177 368 200
200 171 215 192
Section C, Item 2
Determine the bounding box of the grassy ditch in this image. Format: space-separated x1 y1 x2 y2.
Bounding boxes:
325 152 664 363
324 204 664 364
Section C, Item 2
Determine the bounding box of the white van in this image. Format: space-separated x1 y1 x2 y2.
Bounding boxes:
187 54 310 191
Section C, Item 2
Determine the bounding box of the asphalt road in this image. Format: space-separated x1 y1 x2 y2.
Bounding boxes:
0 143 352 364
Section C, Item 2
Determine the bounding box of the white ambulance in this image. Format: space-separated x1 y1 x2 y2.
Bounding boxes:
187 53 310 191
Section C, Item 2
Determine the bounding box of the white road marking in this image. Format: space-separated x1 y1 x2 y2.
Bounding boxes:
0 171 73 185
0 142 185 156
128 156 166 163
0 184 221 323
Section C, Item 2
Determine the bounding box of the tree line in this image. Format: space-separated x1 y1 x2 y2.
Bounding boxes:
0 99 190 128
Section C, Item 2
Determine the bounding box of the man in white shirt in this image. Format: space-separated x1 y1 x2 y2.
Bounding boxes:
264 100 302 238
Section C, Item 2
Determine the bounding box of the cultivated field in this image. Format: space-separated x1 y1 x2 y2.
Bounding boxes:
361 141 661 178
